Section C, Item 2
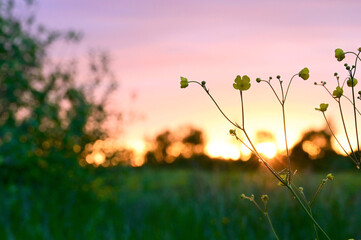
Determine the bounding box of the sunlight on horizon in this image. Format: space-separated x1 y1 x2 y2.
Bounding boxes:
256 142 278 159
205 140 241 160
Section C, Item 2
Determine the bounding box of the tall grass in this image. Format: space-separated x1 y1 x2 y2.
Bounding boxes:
0 168 360 239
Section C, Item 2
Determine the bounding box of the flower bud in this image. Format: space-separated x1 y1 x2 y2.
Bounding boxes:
256 78 261 83
326 173 334 180
240 193 246 199
180 76 189 88
261 194 269 203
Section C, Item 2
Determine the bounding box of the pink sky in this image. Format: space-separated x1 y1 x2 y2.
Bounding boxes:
31 0 361 158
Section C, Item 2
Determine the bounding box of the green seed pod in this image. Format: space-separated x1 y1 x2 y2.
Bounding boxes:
347 78 358 87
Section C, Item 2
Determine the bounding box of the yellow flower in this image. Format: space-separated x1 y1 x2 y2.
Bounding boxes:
233 75 251 91
261 194 269 203
298 67 310 80
347 78 358 87
335 48 345 61
315 103 329 112
332 86 343 98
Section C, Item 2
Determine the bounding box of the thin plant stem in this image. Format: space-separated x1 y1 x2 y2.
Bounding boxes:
193 83 330 239
291 183 320 240
317 84 361 115
287 184 331 240
310 208 320 240
248 197 280 240
351 52 361 154
284 74 298 102
262 80 282 105
233 134 255 154
322 113 358 165
338 100 358 161
350 76 360 153
282 104 292 183
240 90 245 128
343 95 361 115
309 180 327 207
345 51 361 61
243 129 284 183
264 212 280 240
251 199 263 213
191 81 240 130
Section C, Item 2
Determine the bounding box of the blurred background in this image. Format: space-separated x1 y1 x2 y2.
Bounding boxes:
0 0 361 239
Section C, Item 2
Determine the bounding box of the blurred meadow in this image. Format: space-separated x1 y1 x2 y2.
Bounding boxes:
1 0 361 239
1 169 361 239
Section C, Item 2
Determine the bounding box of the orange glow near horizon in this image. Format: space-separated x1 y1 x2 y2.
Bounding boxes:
256 142 278 159
205 140 241 160
34 0 361 167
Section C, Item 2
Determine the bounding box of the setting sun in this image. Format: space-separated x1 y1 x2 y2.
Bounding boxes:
256 142 277 159
206 140 240 160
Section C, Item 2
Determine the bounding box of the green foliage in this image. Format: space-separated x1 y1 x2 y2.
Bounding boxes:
1 169 360 239
0 0 116 183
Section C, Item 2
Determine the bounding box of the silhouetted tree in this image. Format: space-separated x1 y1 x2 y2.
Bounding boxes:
0 0 117 183
290 129 351 171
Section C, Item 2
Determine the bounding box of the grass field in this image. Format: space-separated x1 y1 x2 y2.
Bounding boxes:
0 168 360 239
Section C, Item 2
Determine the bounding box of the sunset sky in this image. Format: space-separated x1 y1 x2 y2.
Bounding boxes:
32 0 361 159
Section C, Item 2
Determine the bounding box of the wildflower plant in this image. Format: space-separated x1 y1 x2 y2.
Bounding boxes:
179 54 347 238
314 47 361 169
